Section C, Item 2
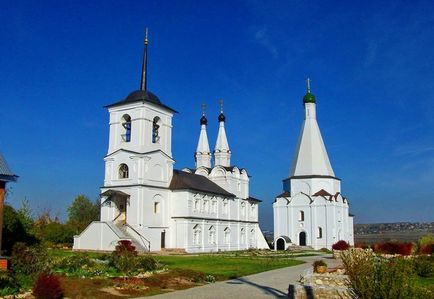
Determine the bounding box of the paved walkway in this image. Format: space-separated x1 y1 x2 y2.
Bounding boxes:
140 254 340 299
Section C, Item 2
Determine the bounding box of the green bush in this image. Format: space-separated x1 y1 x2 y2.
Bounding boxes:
136 255 158 272
341 249 427 299
419 234 434 247
2 205 38 255
413 255 434 278
110 240 138 277
0 271 19 296
10 242 50 277
40 222 76 245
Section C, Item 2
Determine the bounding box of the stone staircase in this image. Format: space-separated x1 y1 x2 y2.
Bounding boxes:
109 221 150 252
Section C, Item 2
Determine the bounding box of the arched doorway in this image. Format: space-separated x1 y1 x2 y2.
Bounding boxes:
276 238 285 250
299 231 306 246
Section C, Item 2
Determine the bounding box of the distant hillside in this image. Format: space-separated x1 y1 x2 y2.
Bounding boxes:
355 222 433 244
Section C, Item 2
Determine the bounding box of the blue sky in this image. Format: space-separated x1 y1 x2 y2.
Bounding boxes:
1 0 433 231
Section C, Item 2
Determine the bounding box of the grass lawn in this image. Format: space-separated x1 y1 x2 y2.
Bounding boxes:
43 249 306 298
157 255 304 280
416 276 434 291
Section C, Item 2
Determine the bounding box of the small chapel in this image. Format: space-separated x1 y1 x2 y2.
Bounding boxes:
73 33 269 253
273 80 354 250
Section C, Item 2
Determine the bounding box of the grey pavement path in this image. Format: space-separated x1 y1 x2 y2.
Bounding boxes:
139 254 341 299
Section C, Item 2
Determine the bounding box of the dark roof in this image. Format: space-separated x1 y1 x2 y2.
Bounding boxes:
169 170 235 197
0 153 18 182
287 175 341 181
105 90 177 113
247 196 262 203
313 189 333 197
276 191 290 198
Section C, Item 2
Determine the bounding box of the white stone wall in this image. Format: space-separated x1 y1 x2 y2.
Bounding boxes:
273 193 354 250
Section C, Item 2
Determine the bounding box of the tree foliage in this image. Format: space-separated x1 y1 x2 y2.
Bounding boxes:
67 195 99 231
16 198 34 235
2 204 37 255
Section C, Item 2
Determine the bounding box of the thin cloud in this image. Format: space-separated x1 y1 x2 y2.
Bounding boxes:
254 27 278 58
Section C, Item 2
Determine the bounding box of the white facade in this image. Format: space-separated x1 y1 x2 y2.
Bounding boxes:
273 88 354 250
73 44 268 252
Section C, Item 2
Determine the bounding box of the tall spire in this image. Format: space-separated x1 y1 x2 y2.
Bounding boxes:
140 28 149 91
289 82 334 178
195 104 211 168
214 99 231 167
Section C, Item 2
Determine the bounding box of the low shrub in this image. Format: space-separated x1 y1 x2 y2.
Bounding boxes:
332 240 350 250
320 248 332 253
419 243 434 254
373 242 414 255
136 255 158 272
341 249 425 299
0 271 19 296
10 242 51 276
354 242 368 249
413 255 434 278
33 273 63 299
419 233 434 247
110 240 138 277
40 222 76 245
312 260 327 268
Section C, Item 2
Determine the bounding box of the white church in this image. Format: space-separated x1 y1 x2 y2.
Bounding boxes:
73 34 269 253
273 80 354 250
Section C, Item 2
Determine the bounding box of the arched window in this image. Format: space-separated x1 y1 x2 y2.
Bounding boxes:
119 164 129 179
224 227 231 244
194 199 200 211
223 199 228 214
240 228 246 244
152 117 160 143
241 202 246 216
317 227 323 239
209 226 216 244
193 224 202 245
299 210 305 221
203 199 209 213
121 115 132 142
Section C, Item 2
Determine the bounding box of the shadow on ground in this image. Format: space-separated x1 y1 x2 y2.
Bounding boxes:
226 277 288 298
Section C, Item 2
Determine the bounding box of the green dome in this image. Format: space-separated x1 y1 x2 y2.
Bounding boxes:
303 92 316 104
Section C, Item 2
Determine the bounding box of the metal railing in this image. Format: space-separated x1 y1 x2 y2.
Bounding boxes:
124 223 151 252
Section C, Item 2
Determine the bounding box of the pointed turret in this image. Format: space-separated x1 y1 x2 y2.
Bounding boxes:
289 79 334 177
195 104 212 168
214 100 231 167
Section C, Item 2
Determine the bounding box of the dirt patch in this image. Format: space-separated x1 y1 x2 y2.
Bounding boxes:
59 269 208 298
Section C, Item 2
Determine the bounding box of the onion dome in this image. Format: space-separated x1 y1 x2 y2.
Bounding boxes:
218 112 226 122
303 92 316 104
200 115 208 125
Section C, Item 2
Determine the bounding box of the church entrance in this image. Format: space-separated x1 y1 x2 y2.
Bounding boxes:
299 232 306 246
161 231 166 249
276 238 285 250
